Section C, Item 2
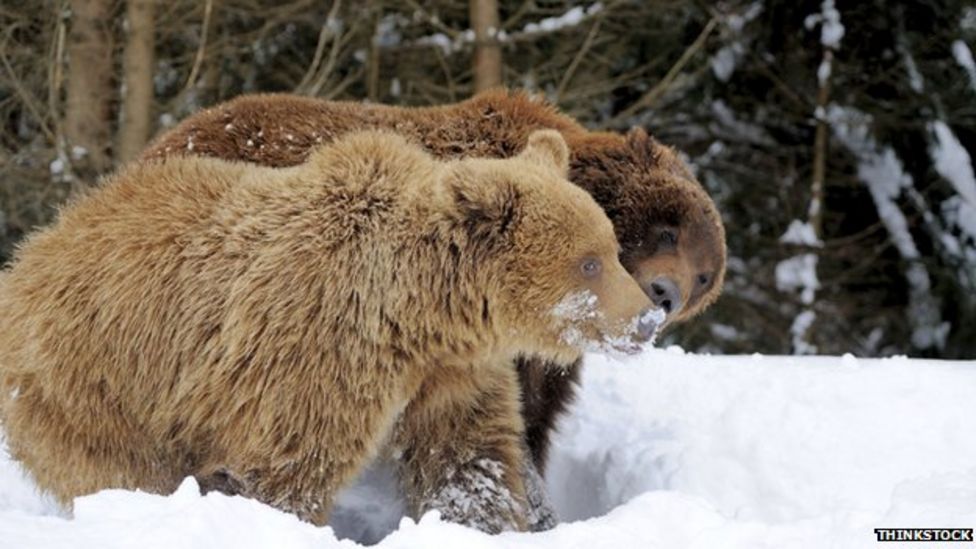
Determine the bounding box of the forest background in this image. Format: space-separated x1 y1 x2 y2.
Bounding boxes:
2 0 974 358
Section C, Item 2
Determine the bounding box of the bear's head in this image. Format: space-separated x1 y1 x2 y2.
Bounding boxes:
445 130 661 363
569 128 727 328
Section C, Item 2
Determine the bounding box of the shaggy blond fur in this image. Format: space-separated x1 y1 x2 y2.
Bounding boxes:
141 90 727 481
0 130 653 533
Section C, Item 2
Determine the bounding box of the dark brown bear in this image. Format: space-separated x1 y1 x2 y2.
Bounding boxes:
142 88 726 527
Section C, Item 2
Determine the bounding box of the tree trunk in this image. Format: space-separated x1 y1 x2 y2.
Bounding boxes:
65 0 115 176
117 0 156 164
367 14 380 102
810 50 832 238
470 0 501 93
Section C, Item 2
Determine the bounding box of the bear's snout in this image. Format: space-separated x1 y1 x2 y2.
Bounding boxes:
635 306 664 343
646 276 682 317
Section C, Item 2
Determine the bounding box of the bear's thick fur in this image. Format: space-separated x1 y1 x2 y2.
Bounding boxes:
0 131 657 533
142 89 727 475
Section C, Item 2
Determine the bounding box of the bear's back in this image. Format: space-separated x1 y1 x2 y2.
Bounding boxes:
141 90 588 168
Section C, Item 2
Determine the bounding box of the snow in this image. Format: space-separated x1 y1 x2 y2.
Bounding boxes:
710 45 742 82
964 8 976 32
709 323 742 342
413 33 458 54
552 290 599 327
776 221 821 309
551 290 658 354
788 309 817 355
928 120 976 288
425 458 520 534
929 120 976 207
374 14 406 48
3 350 975 548
779 220 823 247
414 3 601 55
640 307 666 331
904 263 951 349
854 148 916 256
49 151 74 183
815 59 831 84
521 3 602 35
709 100 773 145
727 2 763 33
803 1 842 86
710 2 763 83
774 254 819 306
902 49 924 92
330 462 405 544
952 40 976 91
827 106 948 350
943 195 976 246
804 0 844 49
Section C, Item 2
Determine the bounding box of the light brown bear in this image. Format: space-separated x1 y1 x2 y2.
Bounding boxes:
141 90 728 484
0 130 659 533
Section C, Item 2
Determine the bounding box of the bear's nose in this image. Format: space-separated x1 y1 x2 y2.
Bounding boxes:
635 307 662 342
646 277 682 315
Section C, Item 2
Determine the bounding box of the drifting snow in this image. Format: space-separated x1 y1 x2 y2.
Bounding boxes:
3 350 975 548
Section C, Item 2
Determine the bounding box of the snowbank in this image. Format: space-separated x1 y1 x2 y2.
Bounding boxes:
2 349 975 548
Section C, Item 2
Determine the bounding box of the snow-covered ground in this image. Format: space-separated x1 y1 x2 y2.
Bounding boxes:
2 348 974 548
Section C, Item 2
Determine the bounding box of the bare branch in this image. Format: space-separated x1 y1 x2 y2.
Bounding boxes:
181 0 213 92
608 16 717 125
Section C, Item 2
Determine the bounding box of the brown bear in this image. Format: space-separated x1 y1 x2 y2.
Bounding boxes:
0 130 660 533
141 90 727 485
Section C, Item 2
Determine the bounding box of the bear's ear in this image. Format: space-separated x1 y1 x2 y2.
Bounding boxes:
448 167 522 247
626 126 694 179
626 127 650 145
517 130 570 176
624 127 662 165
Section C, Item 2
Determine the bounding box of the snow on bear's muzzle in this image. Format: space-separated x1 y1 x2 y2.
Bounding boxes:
551 290 664 356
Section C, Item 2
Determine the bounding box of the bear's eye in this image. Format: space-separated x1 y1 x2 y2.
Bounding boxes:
580 258 602 278
697 273 710 287
658 228 678 248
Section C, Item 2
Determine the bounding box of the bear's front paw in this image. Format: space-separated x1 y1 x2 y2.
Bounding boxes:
521 458 558 532
424 458 525 534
